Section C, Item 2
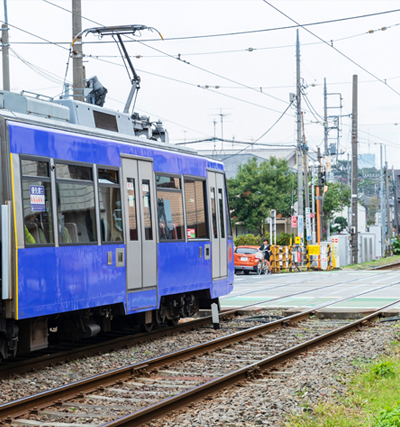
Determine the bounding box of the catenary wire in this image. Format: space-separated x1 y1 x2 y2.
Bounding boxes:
263 1 400 98
40 1 400 42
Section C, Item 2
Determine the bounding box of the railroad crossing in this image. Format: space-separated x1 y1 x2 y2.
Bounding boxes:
221 270 400 315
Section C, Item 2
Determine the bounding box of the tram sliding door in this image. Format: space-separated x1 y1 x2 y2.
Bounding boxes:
208 171 228 280
121 156 157 290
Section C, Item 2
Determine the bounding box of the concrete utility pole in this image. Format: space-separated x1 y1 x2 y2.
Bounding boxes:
351 75 358 264
380 145 385 255
393 167 399 235
323 78 328 156
296 29 304 244
2 0 10 91
385 152 392 241
72 0 85 100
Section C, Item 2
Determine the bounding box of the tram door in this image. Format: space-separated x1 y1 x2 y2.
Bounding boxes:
208 171 228 280
121 157 157 290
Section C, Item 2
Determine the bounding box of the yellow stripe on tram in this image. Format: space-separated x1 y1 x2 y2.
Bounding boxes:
10 153 19 319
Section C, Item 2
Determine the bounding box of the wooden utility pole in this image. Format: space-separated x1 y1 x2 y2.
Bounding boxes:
351 75 358 264
72 0 84 100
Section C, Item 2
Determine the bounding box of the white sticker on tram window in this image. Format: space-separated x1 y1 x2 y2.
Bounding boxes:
218 192 222 199
128 195 134 207
127 182 134 191
30 185 45 212
144 197 149 208
142 184 149 192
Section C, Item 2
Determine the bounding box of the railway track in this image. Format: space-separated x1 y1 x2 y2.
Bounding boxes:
0 270 386 379
1 279 400 426
372 261 400 270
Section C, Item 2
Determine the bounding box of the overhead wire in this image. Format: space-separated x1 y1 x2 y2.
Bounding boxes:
222 101 295 160
263 1 400 98
39 2 400 42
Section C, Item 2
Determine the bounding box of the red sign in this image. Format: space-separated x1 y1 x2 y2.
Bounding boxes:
291 216 297 228
297 250 301 263
310 213 315 218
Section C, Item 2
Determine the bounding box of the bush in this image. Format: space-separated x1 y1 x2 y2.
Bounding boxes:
234 232 294 247
376 403 400 426
234 233 267 247
277 232 294 246
393 235 400 255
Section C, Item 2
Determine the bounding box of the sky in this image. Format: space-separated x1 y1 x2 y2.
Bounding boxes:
2 0 400 169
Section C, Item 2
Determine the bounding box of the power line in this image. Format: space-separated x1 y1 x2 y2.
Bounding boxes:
263 1 400 98
222 101 294 160
39 5 400 43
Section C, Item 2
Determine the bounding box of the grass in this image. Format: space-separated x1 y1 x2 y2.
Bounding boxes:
342 255 400 271
284 340 400 427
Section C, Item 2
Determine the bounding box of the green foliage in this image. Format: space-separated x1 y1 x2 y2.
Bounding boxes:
277 232 294 246
332 216 348 233
323 182 351 222
227 157 294 234
371 361 396 379
234 233 265 247
234 232 293 247
393 236 400 256
376 403 400 427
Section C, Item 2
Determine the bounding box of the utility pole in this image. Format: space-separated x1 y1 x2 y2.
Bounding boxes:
316 148 322 268
393 167 399 235
323 78 328 156
351 75 358 264
380 145 386 255
72 0 85 100
296 29 304 244
302 112 310 244
2 0 10 91
385 150 392 241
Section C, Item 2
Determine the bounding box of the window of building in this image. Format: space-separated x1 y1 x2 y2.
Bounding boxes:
98 168 123 243
184 178 208 239
56 163 97 244
21 159 54 246
156 175 184 241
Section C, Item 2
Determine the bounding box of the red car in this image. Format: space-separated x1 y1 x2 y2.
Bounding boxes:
234 245 260 274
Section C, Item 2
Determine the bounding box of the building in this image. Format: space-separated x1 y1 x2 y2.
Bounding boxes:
199 148 297 179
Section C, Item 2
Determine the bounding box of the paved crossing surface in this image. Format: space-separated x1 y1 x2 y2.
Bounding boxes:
221 270 400 314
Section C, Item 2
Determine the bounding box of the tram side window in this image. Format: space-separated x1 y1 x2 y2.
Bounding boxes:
21 159 54 246
156 175 184 241
56 163 97 244
98 168 123 243
184 178 208 239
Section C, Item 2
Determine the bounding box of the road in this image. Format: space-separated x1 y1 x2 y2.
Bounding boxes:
221 269 400 315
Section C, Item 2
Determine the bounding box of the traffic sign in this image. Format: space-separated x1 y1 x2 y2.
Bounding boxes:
295 236 301 245
307 245 320 255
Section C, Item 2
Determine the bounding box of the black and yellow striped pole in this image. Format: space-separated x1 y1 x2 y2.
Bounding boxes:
327 244 332 270
289 245 293 272
306 246 310 271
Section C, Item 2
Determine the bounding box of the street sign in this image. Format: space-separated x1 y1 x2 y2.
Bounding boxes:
291 216 297 228
295 236 301 245
305 207 311 241
307 245 320 256
298 215 304 239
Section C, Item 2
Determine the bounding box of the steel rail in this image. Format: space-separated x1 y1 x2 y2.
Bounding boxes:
102 297 400 427
1 278 400 422
0 271 379 379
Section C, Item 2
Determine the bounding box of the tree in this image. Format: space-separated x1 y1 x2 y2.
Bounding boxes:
227 157 295 234
332 216 347 233
322 181 351 235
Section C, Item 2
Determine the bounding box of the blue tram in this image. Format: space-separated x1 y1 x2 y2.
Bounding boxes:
0 90 234 360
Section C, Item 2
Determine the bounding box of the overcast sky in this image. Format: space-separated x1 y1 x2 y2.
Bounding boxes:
2 0 400 168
